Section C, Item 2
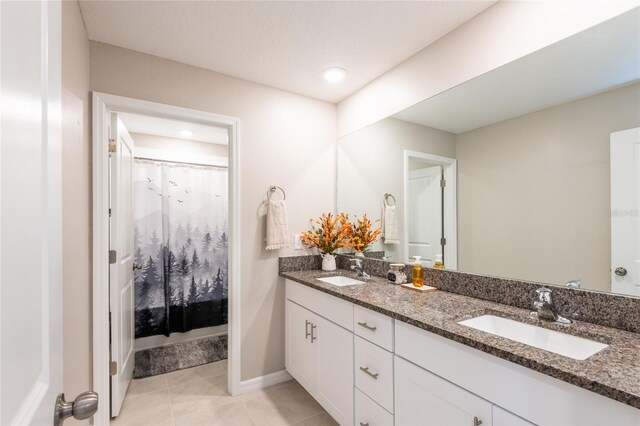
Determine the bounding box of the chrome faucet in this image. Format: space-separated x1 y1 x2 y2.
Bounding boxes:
565 279 582 288
533 287 572 324
350 259 370 279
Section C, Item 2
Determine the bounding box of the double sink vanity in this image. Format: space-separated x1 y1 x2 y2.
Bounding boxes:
280 256 640 426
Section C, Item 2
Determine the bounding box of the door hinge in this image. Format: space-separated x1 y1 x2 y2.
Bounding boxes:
109 250 117 264
108 138 117 154
110 361 118 376
441 237 447 246
109 208 112 218
440 179 446 188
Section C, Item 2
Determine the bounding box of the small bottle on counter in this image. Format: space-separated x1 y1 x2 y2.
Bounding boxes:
412 256 424 287
433 254 444 269
387 263 407 284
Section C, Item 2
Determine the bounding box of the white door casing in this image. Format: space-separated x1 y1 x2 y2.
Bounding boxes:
93 92 241 425
408 166 443 263
109 115 136 417
0 1 63 425
611 127 640 296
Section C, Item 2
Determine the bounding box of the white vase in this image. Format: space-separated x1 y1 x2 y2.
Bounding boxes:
321 253 337 271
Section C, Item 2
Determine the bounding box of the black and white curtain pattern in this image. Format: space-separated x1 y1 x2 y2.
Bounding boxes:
133 159 228 338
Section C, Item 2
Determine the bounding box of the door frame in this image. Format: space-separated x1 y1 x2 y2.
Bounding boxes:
92 92 241 425
403 150 457 269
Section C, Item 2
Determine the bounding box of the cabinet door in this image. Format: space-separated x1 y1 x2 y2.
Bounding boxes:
315 314 354 426
285 300 316 392
493 406 534 426
395 356 491 426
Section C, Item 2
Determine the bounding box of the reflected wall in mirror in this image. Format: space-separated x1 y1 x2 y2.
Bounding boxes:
337 9 640 296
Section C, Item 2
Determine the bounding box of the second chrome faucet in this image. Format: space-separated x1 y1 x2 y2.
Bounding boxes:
533 287 572 324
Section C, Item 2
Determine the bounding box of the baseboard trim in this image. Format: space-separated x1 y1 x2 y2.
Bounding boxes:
237 369 292 394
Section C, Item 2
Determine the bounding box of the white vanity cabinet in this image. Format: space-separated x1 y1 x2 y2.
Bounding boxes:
285 282 354 426
285 279 639 426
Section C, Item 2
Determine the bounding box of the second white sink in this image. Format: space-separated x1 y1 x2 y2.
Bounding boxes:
317 276 366 286
458 314 608 360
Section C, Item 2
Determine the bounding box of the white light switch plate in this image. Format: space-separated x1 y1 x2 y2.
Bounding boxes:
294 234 303 250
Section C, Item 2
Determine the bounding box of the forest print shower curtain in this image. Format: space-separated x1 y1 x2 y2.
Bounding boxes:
134 159 228 338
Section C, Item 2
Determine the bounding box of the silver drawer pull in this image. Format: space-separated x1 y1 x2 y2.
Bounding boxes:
473 417 483 426
311 323 317 343
359 366 379 379
357 321 377 332
305 320 311 339
360 423 369 426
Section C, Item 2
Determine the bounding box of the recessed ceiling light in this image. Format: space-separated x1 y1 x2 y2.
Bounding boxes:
180 130 193 138
324 67 347 83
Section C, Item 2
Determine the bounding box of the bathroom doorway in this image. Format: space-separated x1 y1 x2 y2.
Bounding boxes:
92 93 241 425
403 150 457 268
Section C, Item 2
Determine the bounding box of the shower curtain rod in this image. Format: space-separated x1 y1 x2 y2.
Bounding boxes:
134 156 228 169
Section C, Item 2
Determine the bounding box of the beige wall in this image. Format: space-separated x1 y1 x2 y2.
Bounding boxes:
90 42 336 381
130 132 229 158
337 1 639 137
61 0 92 420
456 83 640 291
338 117 455 261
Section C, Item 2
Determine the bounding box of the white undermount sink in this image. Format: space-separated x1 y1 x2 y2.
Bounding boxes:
316 276 366 286
458 315 608 360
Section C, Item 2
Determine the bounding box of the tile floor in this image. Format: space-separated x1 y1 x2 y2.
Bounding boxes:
111 360 338 426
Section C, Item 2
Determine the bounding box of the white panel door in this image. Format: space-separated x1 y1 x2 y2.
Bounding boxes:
611 127 640 296
0 1 64 424
315 315 354 426
285 301 316 393
110 115 135 416
408 166 442 263
395 356 491 426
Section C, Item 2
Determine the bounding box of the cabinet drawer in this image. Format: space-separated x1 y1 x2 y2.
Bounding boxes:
355 388 394 426
354 305 394 351
286 279 353 331
355 336 394 413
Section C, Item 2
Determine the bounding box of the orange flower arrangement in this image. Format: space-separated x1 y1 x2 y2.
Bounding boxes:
348 214 382 253
300 212 353 254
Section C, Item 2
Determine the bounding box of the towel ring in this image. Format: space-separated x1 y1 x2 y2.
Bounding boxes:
268 185 286 201
384 193 396 206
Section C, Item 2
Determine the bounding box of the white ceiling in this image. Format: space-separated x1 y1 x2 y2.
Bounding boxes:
78 0 496 103
119 113 229 145
393 8 640 134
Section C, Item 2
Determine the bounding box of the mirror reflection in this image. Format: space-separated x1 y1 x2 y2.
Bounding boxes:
337 10 640 296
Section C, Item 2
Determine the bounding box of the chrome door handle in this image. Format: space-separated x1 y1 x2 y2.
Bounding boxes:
359 366 378 379
132 262 144 270
305 320 311 339
615 267 628 277
473 416 483 426
357 321 377 332
310 323 317 342
54 392 99 426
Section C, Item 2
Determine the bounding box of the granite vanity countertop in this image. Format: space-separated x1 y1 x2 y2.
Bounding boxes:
280 269 640 409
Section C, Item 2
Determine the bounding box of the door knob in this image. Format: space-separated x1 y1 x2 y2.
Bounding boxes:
54 391 99 426
615 267 628 277
133 262 144 270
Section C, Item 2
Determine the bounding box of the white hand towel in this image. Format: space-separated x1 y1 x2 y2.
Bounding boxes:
383 204 400 245
266 199 290 250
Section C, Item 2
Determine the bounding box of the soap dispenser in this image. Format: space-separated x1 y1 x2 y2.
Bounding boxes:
412 256 424 287
433 254 444 269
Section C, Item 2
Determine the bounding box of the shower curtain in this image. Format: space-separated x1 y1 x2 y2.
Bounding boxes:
133 159 228 338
